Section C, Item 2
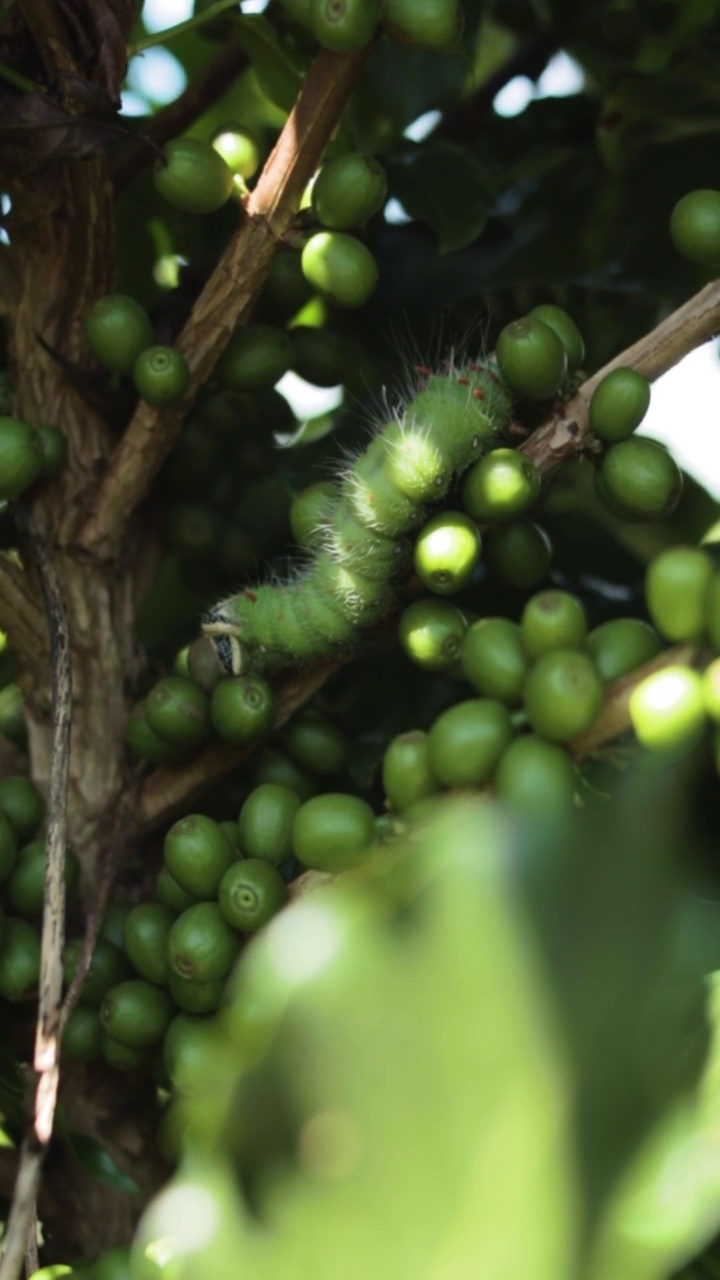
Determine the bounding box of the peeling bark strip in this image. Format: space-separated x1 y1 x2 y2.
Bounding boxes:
79 43 375 562
0 517 71 1280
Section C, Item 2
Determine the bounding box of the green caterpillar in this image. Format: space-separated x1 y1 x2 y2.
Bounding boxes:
202 358 512 674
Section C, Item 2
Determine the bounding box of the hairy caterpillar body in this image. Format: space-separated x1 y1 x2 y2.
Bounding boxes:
203 358 513 675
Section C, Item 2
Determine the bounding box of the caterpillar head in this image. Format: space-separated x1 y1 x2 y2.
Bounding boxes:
201 607 244 674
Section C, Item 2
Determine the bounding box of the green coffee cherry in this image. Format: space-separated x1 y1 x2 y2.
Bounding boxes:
703 659 720 722
218 859 286 931
210 675 276 744
310 0 382 51
708 575 720 651
461 618 529 704
101 1034 147 1071
301 232 379 309
596 438 682 521
125 703 190 765
0 416 43 500
218 325 294 392
290 327 348 386
162 423 221 499
585 618 662 683
382 730 439 811
281 711 345 777
312 152 388 229
145 676 211 750
670 189 720 264
413 510 481 594
589 367 651 442
133 346 190 407
100 979 174 1048
63 936 130 1008
0 810 18 883
484 519 552 589
521 590 588 660
84 294 154 375
645 546 713 642
210 122 260 180
496 316 567 401
100 902 133 952
528 305 585 372
0 776 45 842
123 903 175 986
34 423 69 477
0 682 26 747
261 252 314 323
252 746 318 801
62 1006 103 1062
156 866 200 914
5 839 79 916
495 734 576 816
168 902 239 982
385 0 460 47
0 917 40 1000
168 970 227 1013
238 782 301 863
153 137 234 215
398 598 468 672
165 502 221 562
164 814 236 899
461 448 541 523
163 1011 219 1090
292 792 375 871
523 649 604 742
428 698 513 788
629 665 706 752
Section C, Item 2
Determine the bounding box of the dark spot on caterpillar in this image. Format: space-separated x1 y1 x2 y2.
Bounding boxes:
210 634 241 674
415 364 432 377
245 589 258 603
457 376 469 386
567 420 579 436
472 389 485 400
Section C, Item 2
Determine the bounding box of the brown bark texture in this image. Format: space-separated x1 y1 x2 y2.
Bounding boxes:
0 1 373 1263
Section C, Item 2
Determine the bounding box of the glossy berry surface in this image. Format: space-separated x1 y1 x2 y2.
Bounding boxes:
523 649 604 742
496 316 567 401
133 346 190 407
153 137 234 215
85 294 154 374
312 152 388 230
413 510 481 594
589 367 651 443
301 232 379 309
670 189 720 264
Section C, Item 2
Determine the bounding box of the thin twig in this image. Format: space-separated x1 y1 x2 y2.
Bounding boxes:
0 524 72 1280
570 643 700 759
138 655 339 834
79 43 374 563
24 1214 38 1279
128 0 242 54
139 278 720 831
522 277 720 476
112 41 250 192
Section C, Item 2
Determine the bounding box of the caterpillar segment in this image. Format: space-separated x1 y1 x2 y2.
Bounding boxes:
202 357 512 674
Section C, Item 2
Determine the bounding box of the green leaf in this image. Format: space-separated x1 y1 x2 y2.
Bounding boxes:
69 1132 141 1196
388 142 497 253
178 799 577 1279
228 15 305 114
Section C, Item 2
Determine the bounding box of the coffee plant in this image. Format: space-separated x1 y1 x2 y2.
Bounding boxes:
3 0 720 1277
